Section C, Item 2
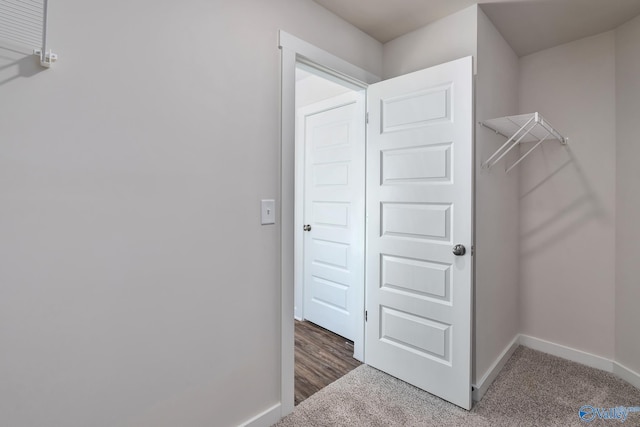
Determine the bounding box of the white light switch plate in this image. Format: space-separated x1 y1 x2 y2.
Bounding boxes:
261 199 275 225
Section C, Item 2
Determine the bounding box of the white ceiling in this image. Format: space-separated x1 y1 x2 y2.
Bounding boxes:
312 0 640 56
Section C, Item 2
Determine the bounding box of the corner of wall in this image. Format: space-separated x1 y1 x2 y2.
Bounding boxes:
472 334 519 401
614 12 640 376
473 7 520 386
381 4 478 79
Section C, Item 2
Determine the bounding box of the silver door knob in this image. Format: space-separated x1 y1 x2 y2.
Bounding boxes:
452 244 466 256
303 224 312 232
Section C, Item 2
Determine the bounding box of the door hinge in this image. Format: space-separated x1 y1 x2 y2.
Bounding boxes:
366 112 369 124
471 245 475 256
365 310 368 322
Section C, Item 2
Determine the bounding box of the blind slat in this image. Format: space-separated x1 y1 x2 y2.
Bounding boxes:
0 0 45 50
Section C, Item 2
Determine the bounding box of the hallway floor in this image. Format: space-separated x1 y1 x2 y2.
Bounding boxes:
294 320 361 405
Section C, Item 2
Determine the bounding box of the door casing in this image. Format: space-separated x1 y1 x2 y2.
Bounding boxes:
279 30 379 417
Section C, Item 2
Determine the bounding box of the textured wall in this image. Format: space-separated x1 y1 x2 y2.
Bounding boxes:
474 8 520 385
0 1 382 426
518 32 617 359
615 14 640 376
382 5 478 79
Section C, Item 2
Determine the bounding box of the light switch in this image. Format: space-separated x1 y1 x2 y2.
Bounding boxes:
261 199 276 225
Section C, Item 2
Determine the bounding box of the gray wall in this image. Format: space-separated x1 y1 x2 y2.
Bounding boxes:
474 8 520 385
615 14 640 375
382 5 478 79
0 1 382 426
518 32 617 359
2 2 639 425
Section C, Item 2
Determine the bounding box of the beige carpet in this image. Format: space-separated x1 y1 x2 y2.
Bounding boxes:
275 346 640 426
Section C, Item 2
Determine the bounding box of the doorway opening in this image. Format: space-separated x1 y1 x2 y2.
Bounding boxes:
280 32 474 415
293 63 366 405
278 31 380 416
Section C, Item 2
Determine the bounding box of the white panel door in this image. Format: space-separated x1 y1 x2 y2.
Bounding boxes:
365 56 474 409
301 92 365 342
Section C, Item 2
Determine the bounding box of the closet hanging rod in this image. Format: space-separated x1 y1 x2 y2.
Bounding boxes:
480 112 567 172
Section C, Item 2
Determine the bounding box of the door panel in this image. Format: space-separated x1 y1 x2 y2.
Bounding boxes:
381 143 452 183
301 92 365 343
365 56 473 409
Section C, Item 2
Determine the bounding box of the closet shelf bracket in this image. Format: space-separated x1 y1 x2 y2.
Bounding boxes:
33 49 57 68
480 112 567 173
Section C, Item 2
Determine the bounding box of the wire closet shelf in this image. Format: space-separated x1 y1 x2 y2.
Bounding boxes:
480 112 567 173
0 0 56 67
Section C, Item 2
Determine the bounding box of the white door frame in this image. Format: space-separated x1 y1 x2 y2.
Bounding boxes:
279 30 380 417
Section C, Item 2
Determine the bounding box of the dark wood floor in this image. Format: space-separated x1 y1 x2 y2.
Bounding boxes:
295 320 362 405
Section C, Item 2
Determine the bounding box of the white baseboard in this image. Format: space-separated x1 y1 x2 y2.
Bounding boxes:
614 361 640 390
472 335 519 401
519 335 614 372
474 335 639 403
239 403 281 427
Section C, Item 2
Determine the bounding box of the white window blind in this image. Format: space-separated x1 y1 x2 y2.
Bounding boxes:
0 0 56 67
